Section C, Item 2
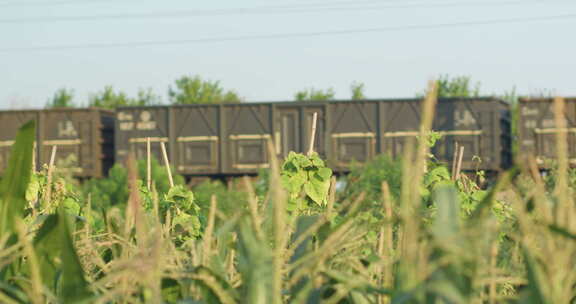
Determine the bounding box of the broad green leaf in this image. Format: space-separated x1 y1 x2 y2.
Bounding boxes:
317 167 332 181
309 153 324 167
281 170 307 195
34 209 92 302
432 184 461 244
25 174 41 203
164 185 196 212
304 179 328 206
424 166 451 188
0 120 35 237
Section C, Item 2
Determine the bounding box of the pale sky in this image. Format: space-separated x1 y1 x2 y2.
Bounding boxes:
1 0 575 108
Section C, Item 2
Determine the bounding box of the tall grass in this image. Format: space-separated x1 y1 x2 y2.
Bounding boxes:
0 93 576 303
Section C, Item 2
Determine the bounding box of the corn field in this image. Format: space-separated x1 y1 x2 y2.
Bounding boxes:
0 84 575 304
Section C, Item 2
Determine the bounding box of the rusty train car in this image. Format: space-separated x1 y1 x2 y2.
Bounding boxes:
115 97 511 177
0 98 513 179
518 97 576 168
0 108 115 178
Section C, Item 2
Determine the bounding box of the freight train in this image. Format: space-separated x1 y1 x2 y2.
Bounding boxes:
0 96 568 179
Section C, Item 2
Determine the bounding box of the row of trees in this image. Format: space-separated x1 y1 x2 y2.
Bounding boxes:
46 75 243 109
46 75 493 109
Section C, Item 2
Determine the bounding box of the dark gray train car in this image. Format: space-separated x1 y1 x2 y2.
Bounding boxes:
0 110 40 174
433 98 511 171
116 98 512 176
115 106 171 167
117 97 510 177
0 108 115 178
116 103 322 176
327 98 510 172
518 97 576 168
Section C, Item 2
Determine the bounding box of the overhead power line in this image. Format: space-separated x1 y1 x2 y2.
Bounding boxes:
1 13 575 53
0 0 131 7
0 0 526 8
0 0 550 23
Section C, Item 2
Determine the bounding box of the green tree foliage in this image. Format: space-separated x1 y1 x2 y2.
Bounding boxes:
351 81 366 99
88 86 159 109
420 75 481 98
168 75 242 104
135 88 162 106
294 87 335 101
46 88 75 108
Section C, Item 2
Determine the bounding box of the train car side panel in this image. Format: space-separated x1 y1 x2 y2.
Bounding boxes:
518 98 576 167
171 105 220 175
115 106 170 167
328 101 378 171
0 111 40 174
379 99 421 159
222 104 272 174
41 109 96 177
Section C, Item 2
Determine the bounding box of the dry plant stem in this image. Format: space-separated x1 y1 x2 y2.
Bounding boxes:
85 193 92 238
307 112 318 156
398 80 437 290
327 176 336 219
152 183 160 223
125 152 144 240
44 145 57 206
202 195 217 266
226 233 237 282
267 140 287 304
160 141 174 188
455 145 465 181
15 220 43 304
376 226 385 304
31 141 36 173
488 241 499 304
382 182 394 296
553 97 571 228
415 80 438 182
242 176 264 240
452 142 459 180
147 137 151 191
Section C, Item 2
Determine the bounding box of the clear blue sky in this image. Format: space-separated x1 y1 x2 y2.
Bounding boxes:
1 0 575 108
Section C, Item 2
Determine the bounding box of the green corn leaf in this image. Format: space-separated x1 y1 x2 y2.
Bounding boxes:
34 209 92 302
432 184 461 243
289 216 317 301
519 246 551 304
58 207 92 303
236 218 273 304
548 224 576 240
0 120 35 237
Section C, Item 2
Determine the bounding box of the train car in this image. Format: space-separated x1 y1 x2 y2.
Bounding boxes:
518 97 576 168
327 97 510 172
116 97 511 177
0 108 115 178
